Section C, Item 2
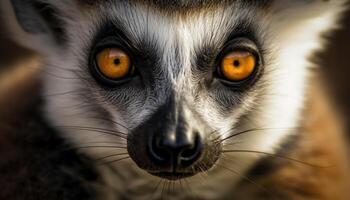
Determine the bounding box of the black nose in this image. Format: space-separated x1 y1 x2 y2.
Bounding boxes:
127 98 221 180
149 131 203 168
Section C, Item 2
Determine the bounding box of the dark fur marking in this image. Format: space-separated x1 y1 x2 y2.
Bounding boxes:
246 134 299 178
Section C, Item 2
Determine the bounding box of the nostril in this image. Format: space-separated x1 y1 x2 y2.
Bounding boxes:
148 133 170 163
148 131 203 167
179 133 203 166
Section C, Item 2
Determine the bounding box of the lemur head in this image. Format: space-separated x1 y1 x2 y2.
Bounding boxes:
6 0 345 189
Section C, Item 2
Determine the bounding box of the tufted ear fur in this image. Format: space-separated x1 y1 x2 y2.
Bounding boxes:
1 0 66 54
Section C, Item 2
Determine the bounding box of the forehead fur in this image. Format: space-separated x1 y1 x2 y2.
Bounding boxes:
77 0 271 10
42 0 345 20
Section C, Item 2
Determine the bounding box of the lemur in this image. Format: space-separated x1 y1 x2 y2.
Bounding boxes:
0 0 349 199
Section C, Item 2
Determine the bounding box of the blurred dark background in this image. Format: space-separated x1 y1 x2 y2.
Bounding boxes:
316 7 350 136
0 4 349 135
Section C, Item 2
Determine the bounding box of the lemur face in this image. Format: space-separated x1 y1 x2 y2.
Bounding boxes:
8 0 345 190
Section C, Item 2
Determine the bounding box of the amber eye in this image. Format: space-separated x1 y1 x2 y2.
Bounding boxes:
96 48 132 80
219 51 256 82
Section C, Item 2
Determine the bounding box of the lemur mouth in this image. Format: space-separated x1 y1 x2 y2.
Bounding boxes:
149 172 196 180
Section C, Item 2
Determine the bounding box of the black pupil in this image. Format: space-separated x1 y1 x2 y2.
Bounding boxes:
233 60 240 67
114 58 121 65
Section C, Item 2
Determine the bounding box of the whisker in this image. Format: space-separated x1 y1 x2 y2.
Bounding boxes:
45 63 81 73
216 163 277 200
28 66 84 80
197 165 206 179
166 180 171 198
149 179 162 199
172 180 176 195
184 178 198 200
222 141 243 147
56 126 127 135
210 126 255 142
94 152 129 162
57 126 128 139
216 127 297 144
85 116 130 131
43 90 86 97
178 178 184 196
161 179 166 200
221 150 332 168
70 145 127 151
57 125 127 135
99 156 130 165
79 141 126 145
52 101 91 109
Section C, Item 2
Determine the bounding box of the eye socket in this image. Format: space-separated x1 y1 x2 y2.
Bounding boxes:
218 50 257 82
95 48 133 81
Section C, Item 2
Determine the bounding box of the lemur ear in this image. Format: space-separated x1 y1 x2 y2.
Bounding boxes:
5 0 65 53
